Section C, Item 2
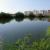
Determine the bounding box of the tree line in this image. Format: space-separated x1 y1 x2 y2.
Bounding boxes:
0 12 48 24
0 12 48 18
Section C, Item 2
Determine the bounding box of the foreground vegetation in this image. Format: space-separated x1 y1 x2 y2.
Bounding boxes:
3 35 50 50
3 27 50 50
3 34 50 50
48 16 50 18
47 26 50 35
16 35 50 50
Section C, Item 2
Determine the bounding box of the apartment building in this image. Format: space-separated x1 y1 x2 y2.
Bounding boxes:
24 11 33 16
24 10 50 16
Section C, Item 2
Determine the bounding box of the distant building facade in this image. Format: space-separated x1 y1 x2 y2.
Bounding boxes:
41 10 48 16
24 11 33 16
24 10 50 16
33 10 39 16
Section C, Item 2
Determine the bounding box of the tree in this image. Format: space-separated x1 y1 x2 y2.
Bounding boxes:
15 12 24 18
0 12 12 18
28 12 36 20
14 12 24 22
38 14 45 18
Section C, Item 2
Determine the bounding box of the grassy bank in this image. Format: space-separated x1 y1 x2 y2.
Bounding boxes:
48 16 50 18
4 36 50 50
47 26 50 35
16 36 50 50
16 26 50 50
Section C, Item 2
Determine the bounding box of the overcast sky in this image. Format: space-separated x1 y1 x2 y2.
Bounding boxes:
0 0 50 13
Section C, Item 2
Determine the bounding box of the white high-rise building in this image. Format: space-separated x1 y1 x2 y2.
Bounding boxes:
24 11 33 16
24 10 49 16
38 10 48 16
33 10 39 15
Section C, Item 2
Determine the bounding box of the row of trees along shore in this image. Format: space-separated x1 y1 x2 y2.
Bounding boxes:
0 12 49 24
0 12 49 19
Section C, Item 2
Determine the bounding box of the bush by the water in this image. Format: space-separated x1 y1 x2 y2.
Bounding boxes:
3 34 50 50
16 34 50 50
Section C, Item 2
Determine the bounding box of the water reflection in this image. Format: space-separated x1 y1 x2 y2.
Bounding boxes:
0 17 48 24
0 18 13 24
48 18 50 22
0 18 48 50
1 18 48 41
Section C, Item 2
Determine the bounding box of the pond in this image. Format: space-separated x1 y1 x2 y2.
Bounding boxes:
0 18 50 50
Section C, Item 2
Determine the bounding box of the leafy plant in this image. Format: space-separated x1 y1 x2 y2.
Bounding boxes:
16 34 50 50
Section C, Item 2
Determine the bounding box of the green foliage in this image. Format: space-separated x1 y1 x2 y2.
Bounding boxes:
47 26 50 36
3 42 17 50
48 16 50 18
3 34 50 50
15 12 24 18
16 34 50 50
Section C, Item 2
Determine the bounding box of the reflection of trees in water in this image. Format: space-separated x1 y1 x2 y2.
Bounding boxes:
0 12 13 24
14 12 24 22
0 17 46 24
15 18 24 22
0 12 47 24
0 18 13 24
0 17 33 24
0 12 34 24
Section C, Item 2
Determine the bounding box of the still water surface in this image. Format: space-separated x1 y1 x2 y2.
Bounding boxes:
0 18 50 50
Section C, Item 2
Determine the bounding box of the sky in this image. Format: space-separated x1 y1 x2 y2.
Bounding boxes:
0 0 50 13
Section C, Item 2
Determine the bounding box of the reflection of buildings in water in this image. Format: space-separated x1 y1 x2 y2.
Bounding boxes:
48 18 50 22
41 18 48 21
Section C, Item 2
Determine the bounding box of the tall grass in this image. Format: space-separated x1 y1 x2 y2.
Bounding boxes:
47 26 50 36
16 34 50 50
